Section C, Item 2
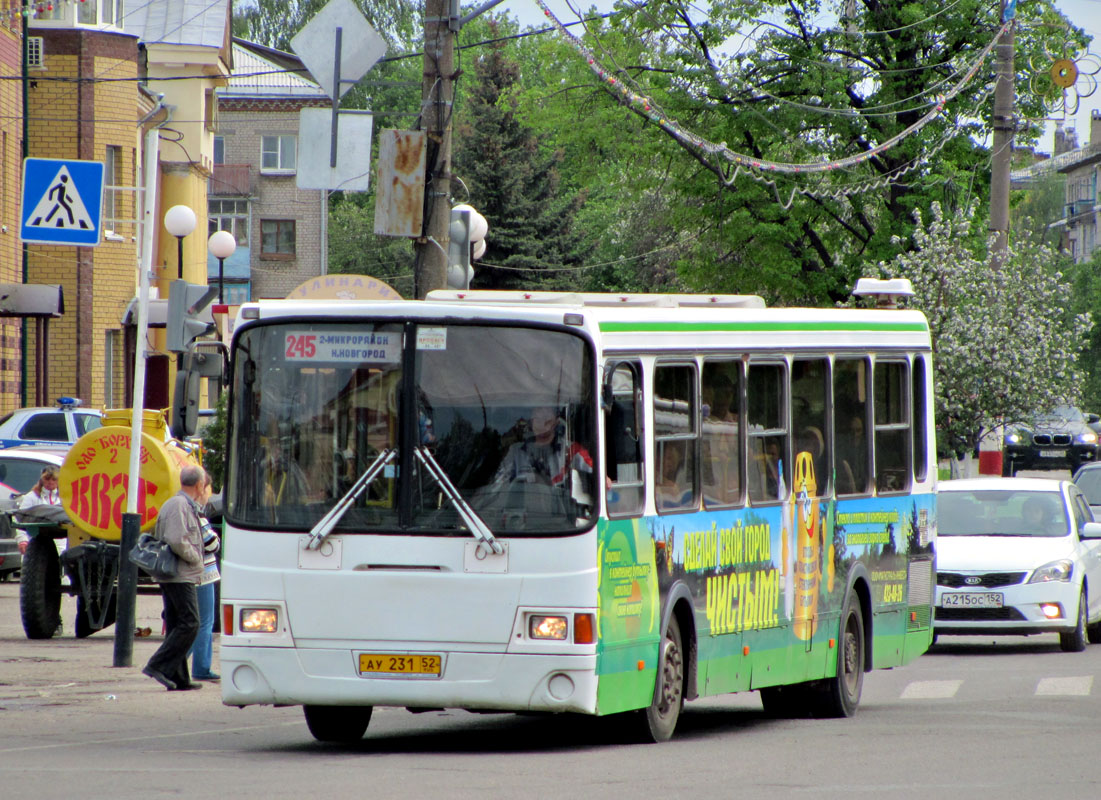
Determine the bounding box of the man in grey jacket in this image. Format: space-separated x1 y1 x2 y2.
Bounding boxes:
142 465 207 691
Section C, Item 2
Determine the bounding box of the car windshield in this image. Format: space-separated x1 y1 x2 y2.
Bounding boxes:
1034 406 1084 425
1075 469 1101 505
938 489 1070 537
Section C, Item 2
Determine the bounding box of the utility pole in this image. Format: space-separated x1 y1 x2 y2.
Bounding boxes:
415 0 454 297
990 0 1016 269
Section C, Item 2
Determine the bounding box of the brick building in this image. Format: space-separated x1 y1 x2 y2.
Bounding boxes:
26 1 147 410
18 1 230 413
0 16 23 413
209 39 329 301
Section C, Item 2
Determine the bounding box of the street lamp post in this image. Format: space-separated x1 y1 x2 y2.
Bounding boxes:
164 205 197 279
207 230 237 304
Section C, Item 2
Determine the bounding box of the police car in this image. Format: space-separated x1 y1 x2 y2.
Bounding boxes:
0 398 102 449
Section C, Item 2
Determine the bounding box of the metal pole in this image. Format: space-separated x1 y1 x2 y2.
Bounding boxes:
330 27 342 169
115 119 162 668
218 257 224 304
176 235 184 279
414 0 454 297
989 1 1014 270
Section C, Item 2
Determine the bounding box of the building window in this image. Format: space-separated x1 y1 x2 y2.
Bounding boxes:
209 199 249 247
205 89 218 132
261 219 296 258
213 136 225 165
103 145 121 229
261 135 296 173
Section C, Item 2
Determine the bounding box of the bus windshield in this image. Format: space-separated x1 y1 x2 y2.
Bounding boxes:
226 321 596 535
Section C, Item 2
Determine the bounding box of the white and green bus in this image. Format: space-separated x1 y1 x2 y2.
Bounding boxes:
219 281 936 742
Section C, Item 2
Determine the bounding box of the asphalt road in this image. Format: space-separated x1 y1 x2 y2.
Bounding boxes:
3 576 1101 800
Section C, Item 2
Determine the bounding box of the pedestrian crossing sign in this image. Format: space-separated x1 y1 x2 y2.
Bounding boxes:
20 157 105 246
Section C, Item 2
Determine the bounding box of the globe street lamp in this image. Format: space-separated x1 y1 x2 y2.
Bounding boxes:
163 205 197 279
207 230 237 304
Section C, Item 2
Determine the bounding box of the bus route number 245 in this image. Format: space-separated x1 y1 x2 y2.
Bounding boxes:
285 334 317 359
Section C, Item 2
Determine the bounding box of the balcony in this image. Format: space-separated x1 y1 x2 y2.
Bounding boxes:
209 164 252 196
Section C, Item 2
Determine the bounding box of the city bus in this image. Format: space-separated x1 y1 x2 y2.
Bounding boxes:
218 281 936 743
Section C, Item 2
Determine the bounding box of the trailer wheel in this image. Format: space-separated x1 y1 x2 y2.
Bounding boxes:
20 534 61 639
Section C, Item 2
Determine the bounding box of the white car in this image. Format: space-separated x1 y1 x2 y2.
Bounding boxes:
0 398 101 449
935 477 1101 651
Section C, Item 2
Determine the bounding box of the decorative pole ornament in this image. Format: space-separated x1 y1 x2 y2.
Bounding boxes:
1030 40 1100 118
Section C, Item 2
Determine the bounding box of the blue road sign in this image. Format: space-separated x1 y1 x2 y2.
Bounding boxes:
20 157 105 246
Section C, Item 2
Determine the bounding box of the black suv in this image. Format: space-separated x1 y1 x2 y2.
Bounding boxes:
1003 406 1101 475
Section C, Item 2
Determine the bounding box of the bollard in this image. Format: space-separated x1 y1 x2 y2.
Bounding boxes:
113 512 141 667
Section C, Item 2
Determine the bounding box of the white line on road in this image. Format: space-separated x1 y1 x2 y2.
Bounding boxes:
1035 675 1093 696
900 679 963 699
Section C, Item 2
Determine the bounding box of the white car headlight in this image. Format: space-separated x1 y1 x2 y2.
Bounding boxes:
1005 432 1022 445
1076 432 1098 444
1028 559 1074 583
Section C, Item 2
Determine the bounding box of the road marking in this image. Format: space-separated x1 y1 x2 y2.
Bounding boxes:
1035 676 1093 696
900 679 962 699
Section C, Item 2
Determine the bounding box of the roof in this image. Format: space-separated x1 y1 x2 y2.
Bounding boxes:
123 0 230 48
236 294 934 353
220 39 327 100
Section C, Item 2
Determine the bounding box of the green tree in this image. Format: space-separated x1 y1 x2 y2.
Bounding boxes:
867 202 1091 458
509 2 1088 303
452 18 583 290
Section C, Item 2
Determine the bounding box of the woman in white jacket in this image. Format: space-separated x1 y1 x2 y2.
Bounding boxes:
14 466 60 554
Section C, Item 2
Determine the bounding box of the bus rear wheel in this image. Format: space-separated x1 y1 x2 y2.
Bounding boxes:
626 616 684 743
817 593 864 718
303 705 373 743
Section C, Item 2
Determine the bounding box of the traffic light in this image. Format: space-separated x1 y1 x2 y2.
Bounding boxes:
166 279 217 353
447 204 488 289
447 206 472 289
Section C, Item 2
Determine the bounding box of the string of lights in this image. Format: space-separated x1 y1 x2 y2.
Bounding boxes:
533 0 1009 179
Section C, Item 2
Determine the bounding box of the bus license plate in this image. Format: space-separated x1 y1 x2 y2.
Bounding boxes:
1040 449 1064 458
941 592 1003 608
358 653 442 677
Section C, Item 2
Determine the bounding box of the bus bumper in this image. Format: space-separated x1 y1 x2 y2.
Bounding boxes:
221 647 599 714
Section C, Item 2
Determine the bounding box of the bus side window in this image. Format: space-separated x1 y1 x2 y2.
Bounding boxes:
747 361 788 504
835 357 870 496
792 358 829 496
605 362 644 516
653 363 698 512
874 359 911 494
702 360 742 508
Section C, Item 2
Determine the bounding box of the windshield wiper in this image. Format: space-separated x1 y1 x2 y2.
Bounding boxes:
414 445 503 555
306 448 397 550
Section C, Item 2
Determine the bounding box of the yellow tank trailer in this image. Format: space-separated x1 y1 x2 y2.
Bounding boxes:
16 409 202 639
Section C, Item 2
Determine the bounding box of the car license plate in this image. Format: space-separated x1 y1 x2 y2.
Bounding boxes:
941 592 1003 608
1040 449 1065 458
358 653 442 677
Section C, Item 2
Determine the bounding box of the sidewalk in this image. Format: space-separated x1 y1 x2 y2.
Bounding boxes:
0 581 220 710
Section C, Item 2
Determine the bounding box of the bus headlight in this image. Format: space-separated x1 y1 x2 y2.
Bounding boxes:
529 614 568 640
240 607 279 633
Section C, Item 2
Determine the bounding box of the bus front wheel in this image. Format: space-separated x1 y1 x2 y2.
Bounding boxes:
303 705 373 743
626 616 684 743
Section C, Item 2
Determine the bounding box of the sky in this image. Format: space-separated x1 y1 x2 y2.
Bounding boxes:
506 0 1101 152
